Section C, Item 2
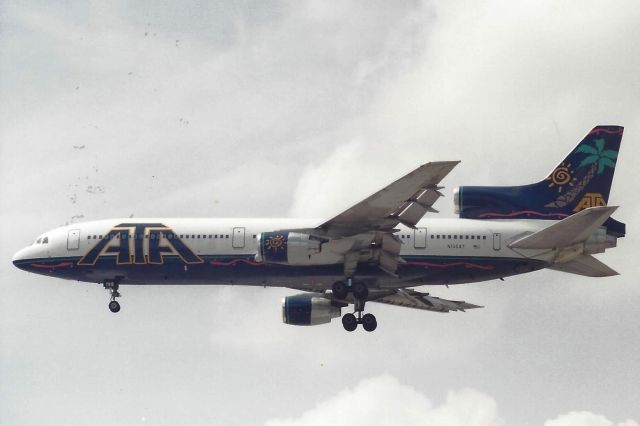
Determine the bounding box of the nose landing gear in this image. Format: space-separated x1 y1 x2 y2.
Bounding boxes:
333 278 377 332
103 278 122 313
108 300 120 313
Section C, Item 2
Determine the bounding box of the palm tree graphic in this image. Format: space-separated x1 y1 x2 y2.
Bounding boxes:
576 138 617 174
545 138 618 208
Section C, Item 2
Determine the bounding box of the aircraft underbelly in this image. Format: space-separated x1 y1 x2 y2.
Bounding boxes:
14 254 548 287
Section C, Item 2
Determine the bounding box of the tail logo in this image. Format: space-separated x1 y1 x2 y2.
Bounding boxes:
576 138 617 174
573 192 606 212
546 162 576 193
546 137 617 209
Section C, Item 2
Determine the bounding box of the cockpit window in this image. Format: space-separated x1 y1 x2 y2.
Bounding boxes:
36 238 42 244
42 237 49 244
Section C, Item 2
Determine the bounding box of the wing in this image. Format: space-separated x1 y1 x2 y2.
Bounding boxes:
369 288 482 313
317 161 459 237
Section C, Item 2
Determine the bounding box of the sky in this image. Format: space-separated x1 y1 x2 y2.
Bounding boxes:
1 0 639 425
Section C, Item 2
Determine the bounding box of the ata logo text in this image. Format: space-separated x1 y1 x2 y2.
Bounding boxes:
573 192 606 212
78 223 203 265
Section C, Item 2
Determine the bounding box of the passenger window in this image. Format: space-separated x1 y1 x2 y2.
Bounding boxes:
483 236 487 240
226 235 229 239
447 235 451 239
436 235 440 239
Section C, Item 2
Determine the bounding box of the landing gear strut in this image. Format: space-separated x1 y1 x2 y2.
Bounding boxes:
103 278 122 313
333 278 377 332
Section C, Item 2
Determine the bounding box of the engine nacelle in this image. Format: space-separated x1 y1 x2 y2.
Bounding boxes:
282 295 342 326
256 231 344 265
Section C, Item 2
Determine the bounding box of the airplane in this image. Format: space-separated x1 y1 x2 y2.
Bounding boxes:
12 125 625 332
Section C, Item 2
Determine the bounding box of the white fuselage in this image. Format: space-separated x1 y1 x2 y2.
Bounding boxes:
13 217 556 290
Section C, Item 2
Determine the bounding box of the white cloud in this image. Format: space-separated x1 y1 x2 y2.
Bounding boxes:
266 374 638 426
545 412 640 426
265 374 501 426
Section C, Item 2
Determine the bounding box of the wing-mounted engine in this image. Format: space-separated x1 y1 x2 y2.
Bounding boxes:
256 230 405 276
256 231 345 265
282 294 343 326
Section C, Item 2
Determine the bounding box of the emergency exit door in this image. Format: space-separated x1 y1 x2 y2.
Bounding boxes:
414 228 427 249
232 227 245 248
67 229 80 250
493 233 501 251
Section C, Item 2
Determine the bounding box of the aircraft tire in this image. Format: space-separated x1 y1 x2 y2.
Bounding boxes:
108 300 121 313
362 313 377 332
352 281 368 301
342 313 358 332
332 281 349 300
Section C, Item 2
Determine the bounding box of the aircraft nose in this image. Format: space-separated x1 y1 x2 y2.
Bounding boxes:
12 247 30 269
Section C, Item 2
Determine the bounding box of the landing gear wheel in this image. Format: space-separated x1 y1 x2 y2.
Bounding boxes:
352 281 369 301
342 313 358 332
332 281 349 300
108 300 121 313
103 277 123 313
361 313 377 332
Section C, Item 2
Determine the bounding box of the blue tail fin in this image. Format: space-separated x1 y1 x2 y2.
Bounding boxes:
544 125 622 211
457 125 623 223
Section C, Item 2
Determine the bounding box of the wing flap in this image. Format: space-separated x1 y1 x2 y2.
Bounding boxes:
370 288 482 313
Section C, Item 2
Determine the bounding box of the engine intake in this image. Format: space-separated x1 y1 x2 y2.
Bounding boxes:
282 294 341 326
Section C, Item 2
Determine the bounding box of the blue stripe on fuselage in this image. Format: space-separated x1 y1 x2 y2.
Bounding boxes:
13 254 548 286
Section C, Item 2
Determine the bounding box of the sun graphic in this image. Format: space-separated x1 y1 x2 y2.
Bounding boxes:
546 162 577 193
265 234 287 252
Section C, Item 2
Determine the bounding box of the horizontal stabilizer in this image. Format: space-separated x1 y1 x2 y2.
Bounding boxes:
549 255 619 277
509 206 618 250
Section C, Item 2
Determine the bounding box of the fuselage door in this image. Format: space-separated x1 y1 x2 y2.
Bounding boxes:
233 227 245 248
414 228 427 249
67 229 80 250
493 233 501 251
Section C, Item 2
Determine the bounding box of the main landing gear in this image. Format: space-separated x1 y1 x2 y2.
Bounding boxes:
332 278 377 332
103 278 122 313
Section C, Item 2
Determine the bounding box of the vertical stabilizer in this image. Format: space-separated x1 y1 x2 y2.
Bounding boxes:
457 126 623 221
